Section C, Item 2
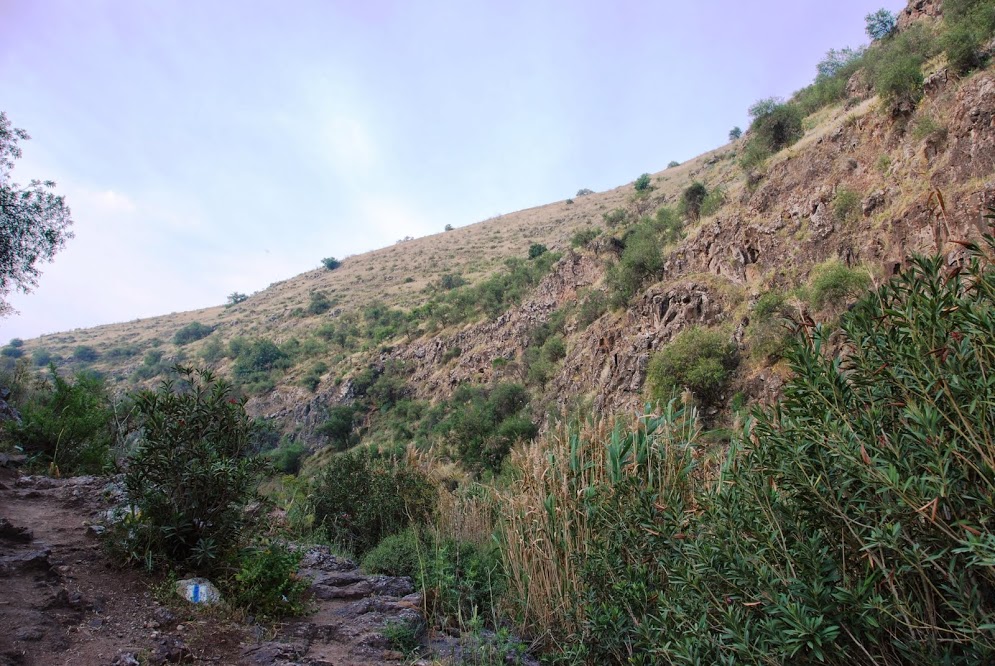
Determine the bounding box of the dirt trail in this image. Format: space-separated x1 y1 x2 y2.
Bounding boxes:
0 468 482 666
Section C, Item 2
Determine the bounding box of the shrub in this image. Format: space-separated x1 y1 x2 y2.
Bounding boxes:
1 344 22 358
647 327 737 408
321 257 341 270
31 348 54 366
439 273 466 290
578 291 608 328
310 449 436 556
679 182 708 221
528 243 548 259
602 208 628 228
863 23 939 109
605 224 663 306
741 98 804 170
911 114 948 142
306 291 333 315
317 405 358 450
807 260 871 310
576 188 594 197
232 338 288 379
122 367 263 571
229 540 309 619
173 322 214 346
699 186 725 219
444 223 454 231
361 528 422 577
570 228 601 248
942 0 995 73
667 160 681 168
748 291 793 361
268 441 307 475
728 127 742 141
198 337 225 364
419 537 505 629
540 335 566 363
8 338 23 348
633 173 652 192
833 187 861 224
6 367 115 474
72 345 99 362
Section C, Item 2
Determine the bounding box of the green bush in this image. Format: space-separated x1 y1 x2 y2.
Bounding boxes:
576 188 594 197
741 98 804 170
602 208 628 228
863 23 939 109
528 243 548 259
578 291 608 328
420 538 505 630
72 345 99 362
647 327 737 408
225 292 248 307
667 160 681 168
229 540 309 619
31 348 55 367
439 273 466 290
321 257 341 270
728 127 742 141
570 227 601 248
807 260 872 310
942 0 995 73
306 291 333 315
173 322 214 346
605 223 663 307
121 367 263 571
267 440 307 475
6 367 115 474
317 404 358 450
833 187 861 224
361 528 422 577
679 182 708 221
865 8 897 40
747 291 793 361
310 449 436 556
633 173 652 192
231 338 289 380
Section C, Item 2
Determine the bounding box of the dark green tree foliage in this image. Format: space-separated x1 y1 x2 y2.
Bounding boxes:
318 405 358 450
728 127 742 141
528 243 548 259
633 173 652 192
679 182 708 221
321 257 341 270
864 23 940 109
225 292 248 307
647 326 737 409
232 338 288 378
123 367 262 570
0 112 74 316
6 367 114 474
310 448 436 555
605 224 664 307
172 321 214 345
306 290 333 315
749 97 803 152
72 345 99 362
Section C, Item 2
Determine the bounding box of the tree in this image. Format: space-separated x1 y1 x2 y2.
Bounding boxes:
225 292 248 307
728 126 742 141
321 257 341 270
444 224 454 231
0 112 74 316
680 182 709 221
633 173 652 192
865 8 897 41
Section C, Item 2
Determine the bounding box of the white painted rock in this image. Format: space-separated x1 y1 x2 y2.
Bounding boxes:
175 577 222 604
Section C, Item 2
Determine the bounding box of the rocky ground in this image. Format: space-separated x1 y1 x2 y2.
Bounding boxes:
0 466 535 665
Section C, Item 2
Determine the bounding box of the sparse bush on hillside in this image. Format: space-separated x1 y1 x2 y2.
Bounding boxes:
229 540 309 619
317 404 358 450
833 187 861 224
865 8 897 41
310 448 436 556
31 348 55 366
306 290 334 316
321 257 341 270
578 290 609 328
198 336 225 364
794 46 867 115
806 259 872 310
740 98 804 169
728 127 742 141
570 227 601 248
1 343 22 358
576 188 594 197
679 182 709 221
173 321 214 346
605 224 663 307
602 208 628 228
667 160 681 168
633 173 652 192
747 291 793 361
439 273 467 290
647 326 737 409
444 223 454 231
699 186 726 218
72 345 99 363
121 367 263 571
528 243 548 259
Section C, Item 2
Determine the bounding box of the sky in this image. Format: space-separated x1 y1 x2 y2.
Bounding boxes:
0 0 905 340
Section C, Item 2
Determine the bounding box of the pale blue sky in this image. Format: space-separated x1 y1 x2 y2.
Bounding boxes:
0 0 904 340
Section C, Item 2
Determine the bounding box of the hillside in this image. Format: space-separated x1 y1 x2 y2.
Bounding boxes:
12 0 995 451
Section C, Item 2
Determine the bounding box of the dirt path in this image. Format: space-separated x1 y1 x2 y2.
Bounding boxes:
0 469 486 666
